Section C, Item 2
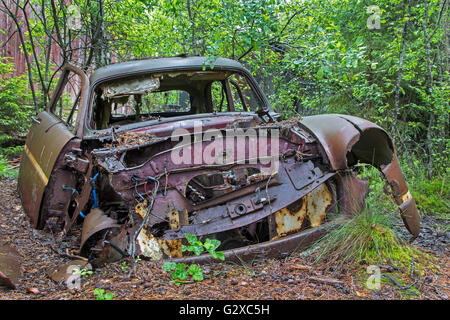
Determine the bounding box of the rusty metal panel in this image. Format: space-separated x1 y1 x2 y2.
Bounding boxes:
274 182 332 237
299 114 360 170
18 111 75 227
275 200 307 237
336 172 370 216
398 197 421 237
80 208 120 252
306 183 333 227
382 153 420 237
0 245 22 289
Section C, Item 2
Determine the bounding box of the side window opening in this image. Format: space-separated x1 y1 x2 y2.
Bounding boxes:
229 80 247 112
211 81 227 112
228 74 261 112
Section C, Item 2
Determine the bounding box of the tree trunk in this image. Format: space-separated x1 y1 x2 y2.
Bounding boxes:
391 0 412 142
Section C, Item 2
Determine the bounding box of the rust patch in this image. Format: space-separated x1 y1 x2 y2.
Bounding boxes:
275 199 307 237
306 183 332 227
158 239 183 258
134 200 164 260
159 209 182 258
274 183 332 237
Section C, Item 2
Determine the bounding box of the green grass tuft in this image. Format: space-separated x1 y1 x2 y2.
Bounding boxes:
312 208 433 274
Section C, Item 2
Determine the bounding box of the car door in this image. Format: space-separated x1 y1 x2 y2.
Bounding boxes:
18 65 89 228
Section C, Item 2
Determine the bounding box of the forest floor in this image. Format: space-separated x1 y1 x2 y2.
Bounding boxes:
0 177 448 300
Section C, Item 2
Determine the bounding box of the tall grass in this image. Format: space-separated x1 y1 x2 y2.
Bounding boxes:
313 209 429 271
312 165 435 273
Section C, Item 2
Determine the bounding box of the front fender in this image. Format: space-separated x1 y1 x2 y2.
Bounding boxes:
299 114 420 237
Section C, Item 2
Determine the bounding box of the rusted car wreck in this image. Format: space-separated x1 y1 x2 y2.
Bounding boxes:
17 56 420 267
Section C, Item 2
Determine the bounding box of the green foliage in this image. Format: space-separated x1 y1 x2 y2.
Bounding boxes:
162 261 206 284
162 234 224 284
313 208 433 274
0 154 18 179
93 288 115 300
412 177 449 219
120 261 129 273
0 58 33 134
182 233 225 261
0 145 23 159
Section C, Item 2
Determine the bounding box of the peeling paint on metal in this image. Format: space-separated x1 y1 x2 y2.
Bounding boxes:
400 191 412 204
274 183 332 237
306 183 332 227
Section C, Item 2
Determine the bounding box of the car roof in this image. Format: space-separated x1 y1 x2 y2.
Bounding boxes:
89 56 247 85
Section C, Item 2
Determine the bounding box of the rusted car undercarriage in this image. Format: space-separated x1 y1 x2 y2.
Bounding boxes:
15 57 420 269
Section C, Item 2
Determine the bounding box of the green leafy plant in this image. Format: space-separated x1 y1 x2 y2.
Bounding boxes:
120 261 128 273
162 262 205 284
182 233 225 261
93 288 115 300
162 233 225 284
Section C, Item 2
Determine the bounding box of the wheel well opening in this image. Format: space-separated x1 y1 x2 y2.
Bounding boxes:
346 128 393 168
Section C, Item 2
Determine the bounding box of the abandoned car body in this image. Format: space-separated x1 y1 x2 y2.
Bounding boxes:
17 56 420 266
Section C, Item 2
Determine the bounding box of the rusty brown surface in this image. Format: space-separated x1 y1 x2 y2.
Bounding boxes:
299 114 360 170
0 245 22 289
80 208 120 252
274 183 332 237
46 260 92 283
17 112 75 227
382 153 420 237
300 113 420 236
335 172 370 216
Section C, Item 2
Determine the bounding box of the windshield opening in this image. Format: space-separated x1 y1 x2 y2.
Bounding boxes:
91 70 264 130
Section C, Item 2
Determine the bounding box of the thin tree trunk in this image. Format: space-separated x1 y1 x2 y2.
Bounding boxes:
1 0 39 112
423 0 447 178
391 0 412 142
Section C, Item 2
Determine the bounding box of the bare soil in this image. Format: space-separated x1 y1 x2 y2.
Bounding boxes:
0 178 448 300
